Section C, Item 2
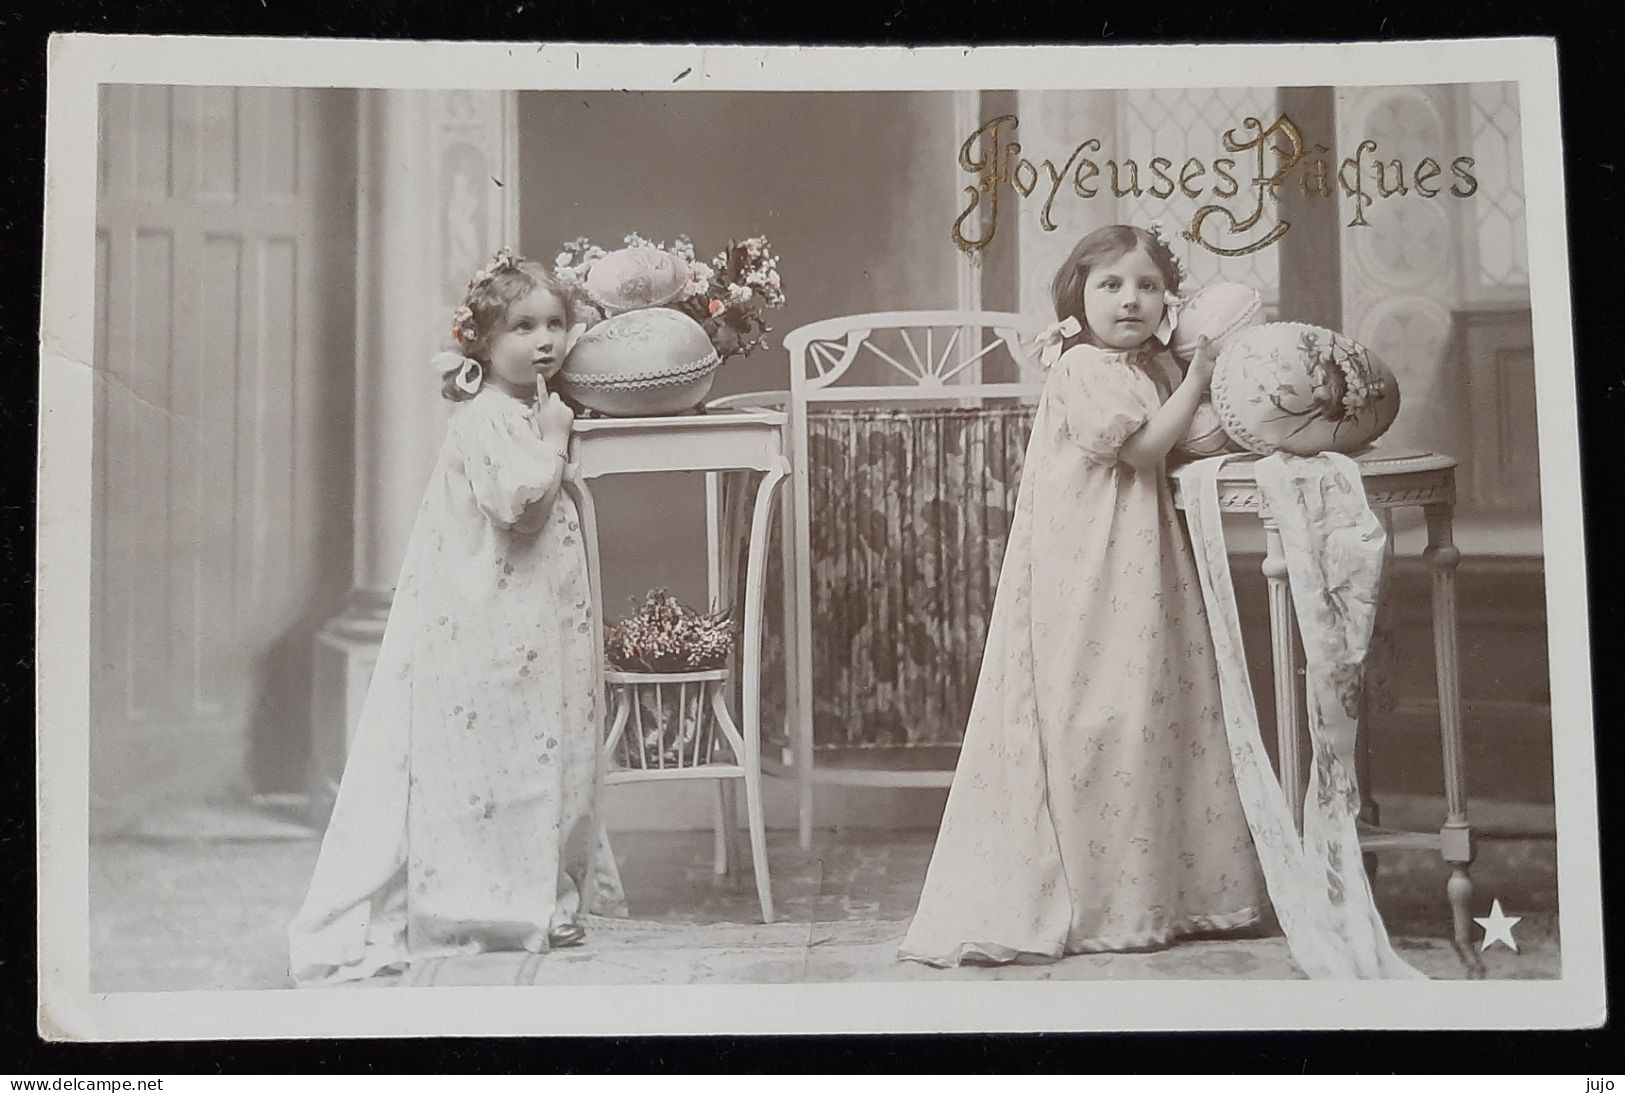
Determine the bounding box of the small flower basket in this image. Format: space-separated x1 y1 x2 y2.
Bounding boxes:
603 590 738 772
605 668 732 771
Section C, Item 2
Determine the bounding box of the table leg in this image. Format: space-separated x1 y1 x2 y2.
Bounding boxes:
712 784 729 876
705 471 737 879
791 439 817 852
713 778 741 878
1262 516 1304 832
741 461 788 923
779 485 799 777
1425 502 1478 973
706 471 725 613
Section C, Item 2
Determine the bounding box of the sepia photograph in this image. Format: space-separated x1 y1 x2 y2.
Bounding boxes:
36 35 1602 1037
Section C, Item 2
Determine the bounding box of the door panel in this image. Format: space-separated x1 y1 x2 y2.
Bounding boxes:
93 85 355 821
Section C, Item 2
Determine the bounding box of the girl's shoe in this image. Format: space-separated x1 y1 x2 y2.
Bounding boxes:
548 922 587 948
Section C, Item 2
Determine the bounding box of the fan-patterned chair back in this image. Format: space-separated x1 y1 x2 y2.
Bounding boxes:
714 311 1047 843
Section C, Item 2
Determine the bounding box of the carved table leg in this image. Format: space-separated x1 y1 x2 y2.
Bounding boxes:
1262 516 1304 832
705 472 732 877
1426 501 1479 975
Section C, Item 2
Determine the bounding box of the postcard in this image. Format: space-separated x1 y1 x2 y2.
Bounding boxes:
36 34 1602 1038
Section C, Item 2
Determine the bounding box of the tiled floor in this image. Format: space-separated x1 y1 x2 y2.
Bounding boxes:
88 819 1560 992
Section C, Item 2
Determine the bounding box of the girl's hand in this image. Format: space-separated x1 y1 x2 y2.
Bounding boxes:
536 391 575 442
1185 335 1217 391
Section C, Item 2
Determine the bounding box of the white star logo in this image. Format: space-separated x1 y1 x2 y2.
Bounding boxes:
1474 899 1522 953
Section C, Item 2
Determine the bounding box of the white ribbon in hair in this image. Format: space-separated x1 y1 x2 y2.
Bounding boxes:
1033 293 1183 367
431 350 484 394
1031 315 1082 368
1156 291 1183 347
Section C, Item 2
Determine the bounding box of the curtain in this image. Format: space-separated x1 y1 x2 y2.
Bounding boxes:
750 405 1035 750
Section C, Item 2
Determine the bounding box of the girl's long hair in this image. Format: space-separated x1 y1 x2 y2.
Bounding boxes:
443 256 574 402
1050 225 1183 348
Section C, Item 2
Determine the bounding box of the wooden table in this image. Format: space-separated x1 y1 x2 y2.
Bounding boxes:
1169 450 1476 962
565 409 790 924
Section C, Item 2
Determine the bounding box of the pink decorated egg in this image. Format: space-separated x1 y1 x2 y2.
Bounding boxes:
584 247 692 313
1210 322 1401 455
1176 399 1242 458
1170 282 1264 363
559 308 721 417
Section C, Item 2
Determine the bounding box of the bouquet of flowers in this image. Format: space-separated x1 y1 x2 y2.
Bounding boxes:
604 588 734 673
554 233 786 364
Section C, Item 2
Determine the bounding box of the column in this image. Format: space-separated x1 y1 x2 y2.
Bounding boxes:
307 89 520 822
1277 86 1343 330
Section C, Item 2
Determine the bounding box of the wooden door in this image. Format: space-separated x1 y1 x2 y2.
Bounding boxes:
93 85 356 824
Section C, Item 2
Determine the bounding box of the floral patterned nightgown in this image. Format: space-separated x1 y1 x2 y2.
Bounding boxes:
288 385 624 986
899 342 1264 966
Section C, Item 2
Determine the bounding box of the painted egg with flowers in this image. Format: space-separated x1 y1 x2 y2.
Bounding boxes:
558 307 722 417
1210 322 1401 455
584 247 692 313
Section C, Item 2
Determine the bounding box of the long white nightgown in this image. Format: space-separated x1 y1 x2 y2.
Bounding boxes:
289 386 623 985
900 343 1264 965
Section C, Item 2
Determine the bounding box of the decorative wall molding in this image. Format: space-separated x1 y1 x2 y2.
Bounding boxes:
311 89 520 815
1456 304 1539 515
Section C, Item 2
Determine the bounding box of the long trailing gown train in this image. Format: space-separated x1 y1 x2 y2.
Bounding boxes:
899 342 1264 965
288 386 624 985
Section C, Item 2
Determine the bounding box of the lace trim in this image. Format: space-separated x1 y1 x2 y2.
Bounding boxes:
1060 343 1156 370
898 904 1266 968
1210 368 1276 455
560 353 720 392
1204 295 1262 348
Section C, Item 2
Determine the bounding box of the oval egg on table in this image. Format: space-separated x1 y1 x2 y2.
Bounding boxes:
1169 281 1264 459
557 307 722 417
1210 322 1401 456
583 246 692 313
1177 401 1237 458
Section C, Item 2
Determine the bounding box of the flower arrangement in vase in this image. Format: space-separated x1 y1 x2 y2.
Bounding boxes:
550 234 787 417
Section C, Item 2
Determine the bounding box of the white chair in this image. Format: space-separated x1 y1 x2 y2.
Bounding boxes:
713 310 1046 849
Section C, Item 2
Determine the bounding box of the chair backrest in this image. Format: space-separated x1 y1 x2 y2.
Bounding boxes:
709 310 1047 415
703 311 1050 758
783 310 1045 406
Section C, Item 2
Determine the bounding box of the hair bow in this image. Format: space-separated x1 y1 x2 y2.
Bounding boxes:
1156 291 1183 346
431 350 484 394
1031 315 1082 368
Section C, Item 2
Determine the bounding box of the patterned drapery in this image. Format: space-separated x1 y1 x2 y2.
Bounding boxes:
1178 453 1421 978
754 405 1036 750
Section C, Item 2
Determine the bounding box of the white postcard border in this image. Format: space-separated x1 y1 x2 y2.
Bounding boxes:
36 33 1603 1039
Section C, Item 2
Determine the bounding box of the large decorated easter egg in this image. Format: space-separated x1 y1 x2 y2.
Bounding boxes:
583 247 692 313
1210 322 1401 455
558 307 721 417
1170 282 1264 363
1176 398 1244 459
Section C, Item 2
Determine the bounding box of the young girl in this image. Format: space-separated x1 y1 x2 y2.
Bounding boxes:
288 249 623 986
899 225 1264 966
